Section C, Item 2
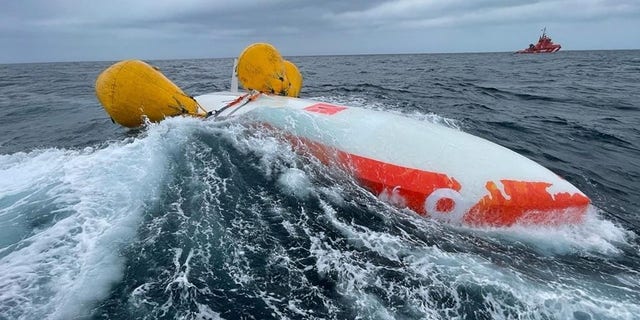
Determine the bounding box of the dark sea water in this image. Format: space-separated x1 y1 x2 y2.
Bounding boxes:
1 51 639 320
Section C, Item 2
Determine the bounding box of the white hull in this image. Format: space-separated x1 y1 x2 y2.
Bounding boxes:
196 92 590 226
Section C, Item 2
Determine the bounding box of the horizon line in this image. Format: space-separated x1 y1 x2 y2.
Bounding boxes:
2 48 639 65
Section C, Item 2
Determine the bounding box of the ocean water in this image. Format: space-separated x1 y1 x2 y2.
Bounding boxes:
0 51 639 320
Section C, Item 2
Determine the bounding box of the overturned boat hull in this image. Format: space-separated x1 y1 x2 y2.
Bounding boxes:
196 92 590 227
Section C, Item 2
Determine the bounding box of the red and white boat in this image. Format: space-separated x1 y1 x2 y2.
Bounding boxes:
516 28 562 54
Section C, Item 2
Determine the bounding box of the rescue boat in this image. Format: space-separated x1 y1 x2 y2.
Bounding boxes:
94 43 590 227
516 28 562 54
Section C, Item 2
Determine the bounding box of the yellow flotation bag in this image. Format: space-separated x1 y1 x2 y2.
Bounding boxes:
236 43 290 95
95 60 205 128
284 60 303 97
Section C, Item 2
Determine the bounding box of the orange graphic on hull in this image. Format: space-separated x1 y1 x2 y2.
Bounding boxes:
343 153 461 215
464 180 590 226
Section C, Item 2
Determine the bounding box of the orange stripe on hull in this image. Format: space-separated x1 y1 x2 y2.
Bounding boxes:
341 152 461 215
276 128 590 227
464 180 590 226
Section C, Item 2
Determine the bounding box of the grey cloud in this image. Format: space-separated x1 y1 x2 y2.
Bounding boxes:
0 0 638 63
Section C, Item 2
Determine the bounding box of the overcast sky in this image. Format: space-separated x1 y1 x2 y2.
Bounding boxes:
1 0 638 63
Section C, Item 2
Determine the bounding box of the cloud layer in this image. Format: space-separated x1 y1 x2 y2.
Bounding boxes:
1 0 638 63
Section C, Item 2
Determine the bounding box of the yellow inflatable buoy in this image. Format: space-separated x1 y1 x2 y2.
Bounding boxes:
236 43 290 95
95 60 205 128
284 60 303 97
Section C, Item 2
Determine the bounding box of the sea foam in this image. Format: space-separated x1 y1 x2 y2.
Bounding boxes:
0 118 202 319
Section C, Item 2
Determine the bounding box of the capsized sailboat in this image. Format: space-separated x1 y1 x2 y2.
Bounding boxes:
94 43 590 227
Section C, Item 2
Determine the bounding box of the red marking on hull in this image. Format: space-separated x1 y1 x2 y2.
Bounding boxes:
340 151 461 215
304 103 347 115
436 198 455 212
